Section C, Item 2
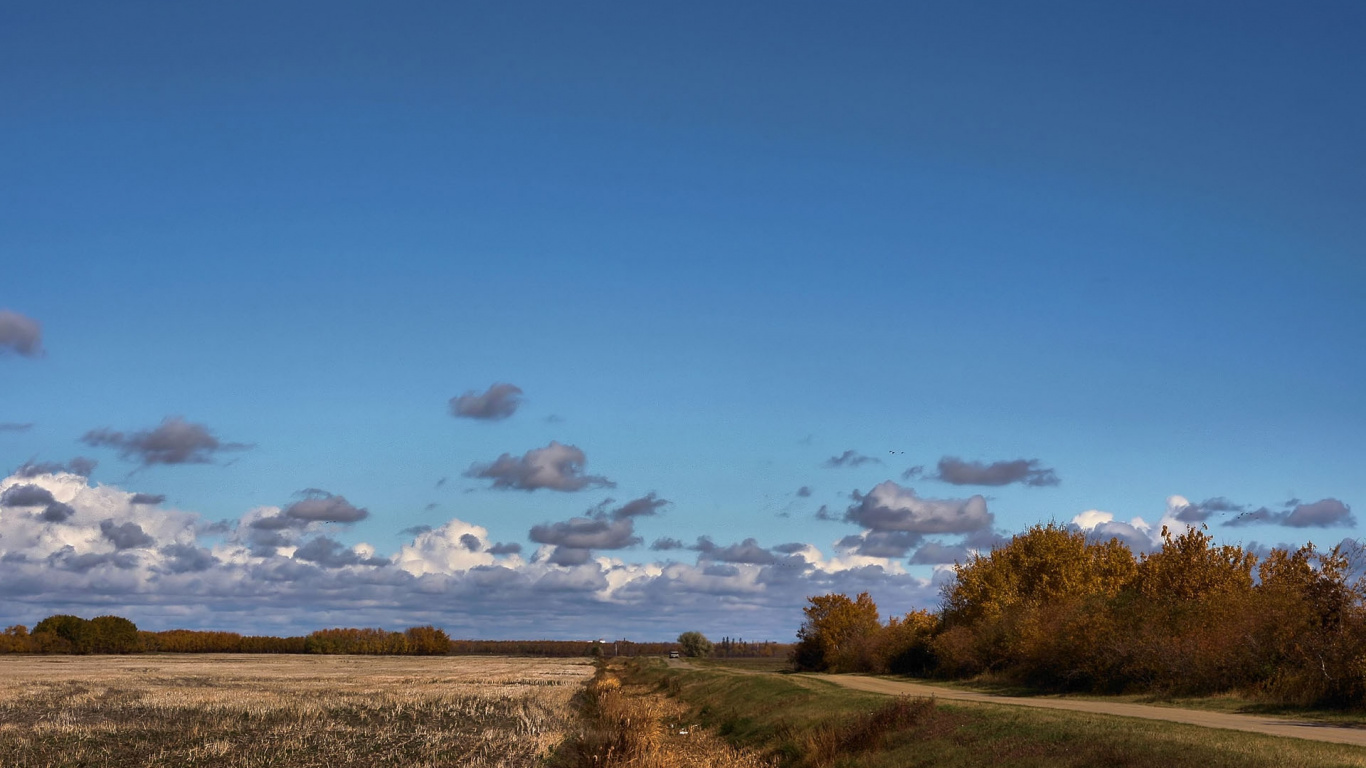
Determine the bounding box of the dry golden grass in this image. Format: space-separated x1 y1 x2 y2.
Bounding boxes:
0 654 594 767
556 664 775 768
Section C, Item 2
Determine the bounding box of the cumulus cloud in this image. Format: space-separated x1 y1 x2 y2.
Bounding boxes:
961 528 1011 552
283 490 369 524
0 310 42 357
0 470 946 640
694 537 776 565
465 441 613 492
160 544 217 573
1 483 56 507
67 457 98 477
1071 509 1164 552
548 547 593 566
845 481 993 534
13 458 97 478
1226 498 1355 529
836 530 923 559
526 494 671 566
100 520 156 550
487 542 522 556
1286 499 1355 527
909 541 970 565
824 450 880 468
394 519 505 576
529 517 640 550
1171 496 1244 523
81 417 250 466
38 502 76 523
613 493 668 519
294 536 389 568
934 457 1060 487
450 383 524 420
1 483 79 524
651 537 685 551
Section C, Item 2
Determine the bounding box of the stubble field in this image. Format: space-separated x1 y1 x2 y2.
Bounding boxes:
0 654 595 767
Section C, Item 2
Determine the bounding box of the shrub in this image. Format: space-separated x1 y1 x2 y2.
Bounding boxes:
677 631 714 658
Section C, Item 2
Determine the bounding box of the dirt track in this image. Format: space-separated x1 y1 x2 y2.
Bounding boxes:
817 674 1366 748
667 659 1366 748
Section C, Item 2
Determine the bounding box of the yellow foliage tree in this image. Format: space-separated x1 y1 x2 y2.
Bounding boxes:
791 592 881 671
1136 525 1254 601
942 523 1136 626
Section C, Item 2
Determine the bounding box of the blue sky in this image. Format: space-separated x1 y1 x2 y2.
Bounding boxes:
1 2 1363 639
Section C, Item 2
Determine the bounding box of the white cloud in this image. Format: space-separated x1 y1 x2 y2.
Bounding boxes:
1071 499 1192 552
0 470 939 640
394 519 503 576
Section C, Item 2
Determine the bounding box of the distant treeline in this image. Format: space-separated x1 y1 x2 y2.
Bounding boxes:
793 524 1366 708
449 638 789 658
0 615 788 658
0 618 451 656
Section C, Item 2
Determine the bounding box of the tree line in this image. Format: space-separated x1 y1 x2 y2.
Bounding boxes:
0 616 450 655
792 523 1366 708
0 615 790 658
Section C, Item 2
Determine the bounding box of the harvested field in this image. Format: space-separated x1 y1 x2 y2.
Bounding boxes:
0 654 594 767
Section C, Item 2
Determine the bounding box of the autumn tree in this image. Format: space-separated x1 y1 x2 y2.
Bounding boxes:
876 609 939 675
1136 526 1255 601
88 616 141 653
1252 542 1366 705
942 523 1136 626
677 631 713 658
32 615 91 653
791 592 881 671
405 626 451 655
0 625 32 654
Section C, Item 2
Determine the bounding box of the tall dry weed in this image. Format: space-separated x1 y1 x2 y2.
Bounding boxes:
560 668 773 768
791 696 943 767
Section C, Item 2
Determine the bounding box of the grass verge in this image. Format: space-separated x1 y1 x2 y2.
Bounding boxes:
625 659 1366 767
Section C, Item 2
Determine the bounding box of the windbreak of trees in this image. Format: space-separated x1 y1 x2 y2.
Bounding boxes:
140 629 308 653
793 524 1366 708
1 617 789 659
1 618 449 656
451 639 673 657
303 626 451 655
446 639 792 657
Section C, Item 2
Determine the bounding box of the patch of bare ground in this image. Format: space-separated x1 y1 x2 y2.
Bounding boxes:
0 654 594 767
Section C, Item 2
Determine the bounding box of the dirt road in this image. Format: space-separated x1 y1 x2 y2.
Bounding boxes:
819 674 1366 748
666 659 1366 748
